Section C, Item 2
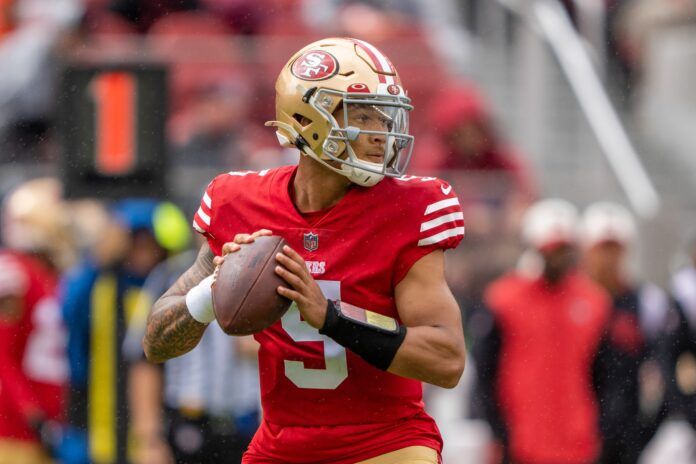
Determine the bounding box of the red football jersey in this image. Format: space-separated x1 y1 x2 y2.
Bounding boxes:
193 166 464 463
0 251 68 441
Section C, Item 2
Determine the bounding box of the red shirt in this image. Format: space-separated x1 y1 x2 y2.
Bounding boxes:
0 251 67 441
485 272 610 463
194 166 464 463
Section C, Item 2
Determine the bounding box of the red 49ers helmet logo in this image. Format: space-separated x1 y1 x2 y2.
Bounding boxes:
292 50 339 81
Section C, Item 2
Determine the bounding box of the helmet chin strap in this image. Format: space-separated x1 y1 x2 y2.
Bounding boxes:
339 159 384 187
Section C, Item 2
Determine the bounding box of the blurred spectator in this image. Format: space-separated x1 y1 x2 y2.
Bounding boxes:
311 1 420 41
662 234 696 431
472 199 610 464
60 199 190 464
0 178 72 463
580 202 669 464
200 0 268 35
108 0 200 33
123 239 260 464
0 0 82 162
169 76 253 170
424 82 535 203
299 0 469 43
612 0 696 84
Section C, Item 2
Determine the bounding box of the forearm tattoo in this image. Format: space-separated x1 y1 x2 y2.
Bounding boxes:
143 243 216 363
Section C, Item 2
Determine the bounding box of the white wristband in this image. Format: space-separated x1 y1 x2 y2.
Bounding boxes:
185 275 215 324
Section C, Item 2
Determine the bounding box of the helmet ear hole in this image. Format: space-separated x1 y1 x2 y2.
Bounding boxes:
293 113 312 128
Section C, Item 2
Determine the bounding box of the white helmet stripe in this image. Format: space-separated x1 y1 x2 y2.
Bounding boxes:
353 39 396 85
354 39 393 73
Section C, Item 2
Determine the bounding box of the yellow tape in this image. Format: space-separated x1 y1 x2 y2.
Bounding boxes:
89 275 117 463
365 310 398 332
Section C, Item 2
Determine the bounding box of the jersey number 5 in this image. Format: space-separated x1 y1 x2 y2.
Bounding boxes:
281 280 348 390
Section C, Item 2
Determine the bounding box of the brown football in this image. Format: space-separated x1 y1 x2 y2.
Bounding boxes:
212 235 292 335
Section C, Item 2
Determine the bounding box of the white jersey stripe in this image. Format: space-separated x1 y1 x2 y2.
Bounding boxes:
418 227 465 247
202 192 212 209
424 197 460 215
196 207 211 225
192 220 205 234
420 212 464 232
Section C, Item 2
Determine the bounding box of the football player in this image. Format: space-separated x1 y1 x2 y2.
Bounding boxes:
143 37 466 464
0 178 72 464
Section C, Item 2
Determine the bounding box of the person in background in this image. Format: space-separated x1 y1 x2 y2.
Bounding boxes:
473 199 610 464
169 76 253 170
61 199 190 464
123 235 260 464
0 0 83 162
663 234 696 433
423 81 535 208
107 0 199 33
0 178 73 464
581 202 669 464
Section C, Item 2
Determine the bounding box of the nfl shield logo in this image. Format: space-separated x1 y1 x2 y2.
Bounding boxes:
303 232 319 252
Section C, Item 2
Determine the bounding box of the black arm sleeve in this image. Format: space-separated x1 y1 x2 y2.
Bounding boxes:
319 300 407 371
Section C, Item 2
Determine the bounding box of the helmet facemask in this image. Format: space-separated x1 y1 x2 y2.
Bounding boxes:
311 89 414 186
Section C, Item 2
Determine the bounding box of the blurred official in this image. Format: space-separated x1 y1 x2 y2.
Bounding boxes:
474 199 610 464
61 200 189 464
581 202 669 464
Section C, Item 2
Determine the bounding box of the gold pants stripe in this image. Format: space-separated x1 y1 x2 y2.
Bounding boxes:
356 446 439 464
0 439 53 464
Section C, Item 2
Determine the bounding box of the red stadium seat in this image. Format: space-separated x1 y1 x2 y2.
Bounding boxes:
148 11 233 36
145 12 248 122
168 63 250 113
147 11 238 59
82 10 138 36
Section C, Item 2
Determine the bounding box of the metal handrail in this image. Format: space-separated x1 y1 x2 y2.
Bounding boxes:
497 0 660 219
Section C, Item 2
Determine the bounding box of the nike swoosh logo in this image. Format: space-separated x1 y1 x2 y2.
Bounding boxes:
441 184 452 195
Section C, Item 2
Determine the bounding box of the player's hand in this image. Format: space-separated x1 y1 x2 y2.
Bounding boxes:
213 229 273 267
275 245 327 329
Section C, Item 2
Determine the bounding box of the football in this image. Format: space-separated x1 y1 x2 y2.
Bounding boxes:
212 235 292 335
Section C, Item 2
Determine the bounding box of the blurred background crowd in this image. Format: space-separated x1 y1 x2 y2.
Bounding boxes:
1 0 696 463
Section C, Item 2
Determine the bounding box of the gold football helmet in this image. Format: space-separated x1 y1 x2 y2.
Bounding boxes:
266 37 414 187
1 178 76 270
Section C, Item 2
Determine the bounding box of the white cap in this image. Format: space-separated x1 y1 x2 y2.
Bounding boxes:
581 202 636 248
521 198 580 250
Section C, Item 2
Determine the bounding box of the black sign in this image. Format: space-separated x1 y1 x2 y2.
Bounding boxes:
60 64 168 199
